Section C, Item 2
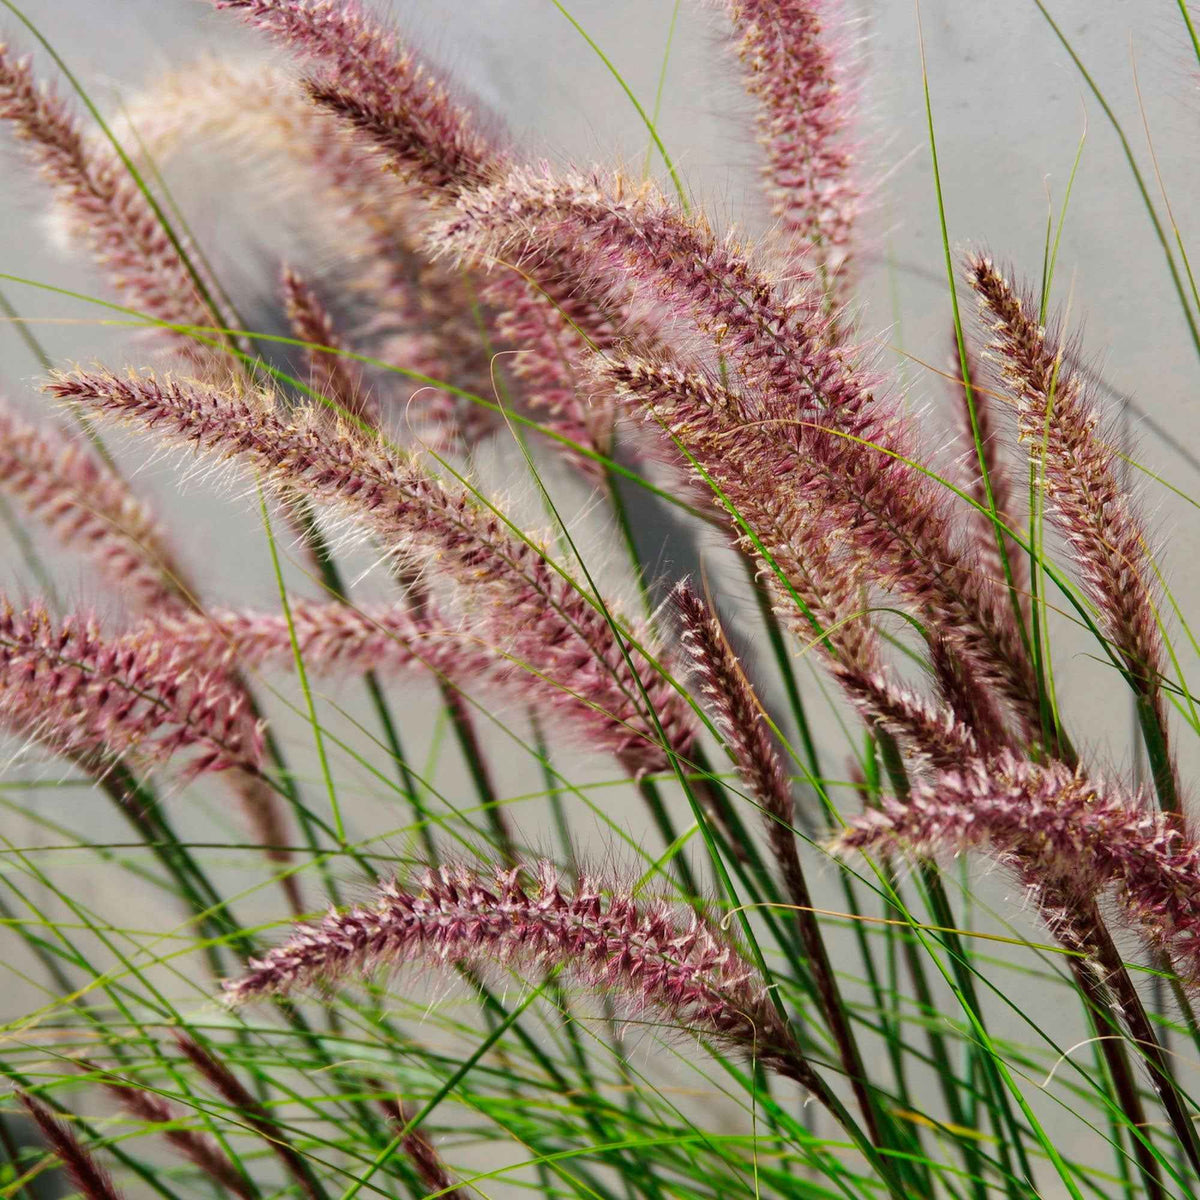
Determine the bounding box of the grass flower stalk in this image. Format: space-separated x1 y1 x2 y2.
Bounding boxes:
967 255 1178 809
14 1090 124 1200
717 0 860 299
48 367 695 775
674 580 885 1144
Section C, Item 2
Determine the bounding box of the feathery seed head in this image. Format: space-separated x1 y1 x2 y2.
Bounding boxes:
222 858 804 1077
213 0 502 195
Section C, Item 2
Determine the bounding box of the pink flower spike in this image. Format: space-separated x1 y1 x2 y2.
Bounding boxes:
0 42 223 356
222 858 806 1081
281 266 379 428
49 367 695 775
831 751 1200 984
968 254 1175 800
0 597 263 779
87 1067 256 1200
439 169 1036 728
377 1097 466 1200
718 0 861 297
600 356 984 766
0 399 188 613
213 0 501 194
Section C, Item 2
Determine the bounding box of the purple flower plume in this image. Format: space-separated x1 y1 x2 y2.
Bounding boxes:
0 597 263 779
946 335 1025 605
601 357 982 767
0 399 187 612
968 255 1174 793
198 8 641 463
718 0 861 297
832 751 1200 984
0 400 296 891
48 367 694 775
222 859 807 1080
108 60 497 445
85 1067 255 1200
673 579 886 1143
130 598 669 769
130 599 455 676
0 42 221 353
172 1034 321 1200
281 266 379 428
212 0 500 195
14 1091 124 1200
377 1098 466 1200
673 581 802 874
437 167 1038 731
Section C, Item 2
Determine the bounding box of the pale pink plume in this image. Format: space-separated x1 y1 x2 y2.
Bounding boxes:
377 1097 466 1200
0 399 189 612
48 368 695 775
603 357 983 768
212 0 500 194
832 751 1200 984
945 335 1026 604
673 580 885 1139
207 5 642 463
281 266 379 427
133 596 703 777
222 859 807 1080
0 42 224 355
172 1034 322 1200
436 167 1037 732
968 255 1175 800
0 401 296 892
0 597 263 779
718 0 861 297
107 58 498 444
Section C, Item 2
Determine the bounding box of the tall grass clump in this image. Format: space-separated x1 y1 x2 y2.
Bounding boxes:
1 2 1199 1197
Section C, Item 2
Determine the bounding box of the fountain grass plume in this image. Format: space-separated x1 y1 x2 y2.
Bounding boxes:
438 167 1039 730
673 579 888 1141
601 355 983 767
212 0 501 195
967 254 1176 803
946 334 1026 604
86 1066 257 1200
717 0 861 298
831 750 1200 985
105 57 495 442
0 596 263 779
172 1034 322 1200
0 399 187 613
129 598 684 769
47 366 695 774
0 400 295 890
281 266 378 428
14 1090 124 1200
673 580 800 859
0 42 222 353
222 858 808 1080
376 1096 466 1200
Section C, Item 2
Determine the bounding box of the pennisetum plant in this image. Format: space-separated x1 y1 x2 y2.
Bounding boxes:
1 1 1198 1198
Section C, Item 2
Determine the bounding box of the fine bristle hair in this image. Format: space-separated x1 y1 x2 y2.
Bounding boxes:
14 1090 124 1200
